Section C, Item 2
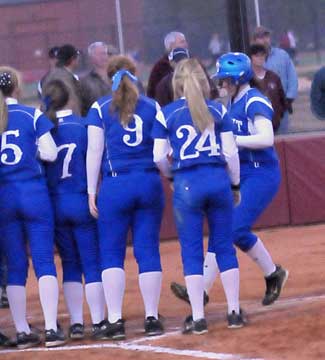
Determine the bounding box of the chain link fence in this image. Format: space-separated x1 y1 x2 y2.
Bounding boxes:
0 0 324 133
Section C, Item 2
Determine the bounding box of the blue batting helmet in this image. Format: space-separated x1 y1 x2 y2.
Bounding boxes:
214 52 253 85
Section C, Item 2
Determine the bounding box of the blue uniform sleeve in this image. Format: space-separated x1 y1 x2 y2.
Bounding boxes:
208 102 233 132
152 109 168 139
246 95 274 122
85 102 104 128
220 111 234 132
34 110 54 138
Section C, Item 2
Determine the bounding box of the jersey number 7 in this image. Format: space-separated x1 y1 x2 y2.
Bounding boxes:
57 143 77 179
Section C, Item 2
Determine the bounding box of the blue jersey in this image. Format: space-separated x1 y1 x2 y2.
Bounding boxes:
45 111 87 194
229 87 278 164
152 98 232 171
86 95 159 174
0 99 53 183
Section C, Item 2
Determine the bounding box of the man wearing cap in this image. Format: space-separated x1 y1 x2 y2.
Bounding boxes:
147 31 188 100
253 26 298 134
80 41 111 115
155 47 218 107
155 47 190 107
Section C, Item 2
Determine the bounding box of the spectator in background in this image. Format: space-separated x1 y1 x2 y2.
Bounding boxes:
39 44 81 97
56 44 81 80
37 46 60 97
80 42 111 115
253 26 298 134
155 48 218 107
279 30 297 63
249 44 286 132
310 66 325 120
107 44 119 56
155 47 190 107
147 31 188 99
41 44 82 115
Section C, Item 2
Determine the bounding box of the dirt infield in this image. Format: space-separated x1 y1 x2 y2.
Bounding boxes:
1 224 325 360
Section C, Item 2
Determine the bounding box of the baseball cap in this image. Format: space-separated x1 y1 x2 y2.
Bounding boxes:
168 47 190 62
253 26 272 39
57 44 80 65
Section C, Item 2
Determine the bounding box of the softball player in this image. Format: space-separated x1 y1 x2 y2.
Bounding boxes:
152 58 242 334
0 67 66 348
86 55 164 340
42 77 105 340
171 53 288 310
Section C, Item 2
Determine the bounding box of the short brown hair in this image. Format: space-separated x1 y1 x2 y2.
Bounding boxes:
249 44 268 56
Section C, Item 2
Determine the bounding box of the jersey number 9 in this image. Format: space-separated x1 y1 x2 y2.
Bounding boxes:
123 115 143 147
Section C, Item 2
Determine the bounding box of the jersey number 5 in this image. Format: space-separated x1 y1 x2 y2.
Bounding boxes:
57 143 77 179
1 130 23 165
176 125 220 160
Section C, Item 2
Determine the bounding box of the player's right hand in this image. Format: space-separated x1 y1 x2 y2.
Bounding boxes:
88 194 99 219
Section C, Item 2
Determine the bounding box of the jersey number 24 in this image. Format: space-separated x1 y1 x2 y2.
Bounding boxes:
176 125 220 160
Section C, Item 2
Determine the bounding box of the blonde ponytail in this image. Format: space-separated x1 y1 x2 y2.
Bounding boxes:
172 59 213 133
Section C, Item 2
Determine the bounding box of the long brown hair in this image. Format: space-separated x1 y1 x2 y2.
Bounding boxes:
172 59 213 133
42 67 81 116
107 55 139 127
42 79 70 126
0 66 20 134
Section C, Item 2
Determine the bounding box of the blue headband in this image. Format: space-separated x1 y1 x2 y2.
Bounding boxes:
112 69 138 92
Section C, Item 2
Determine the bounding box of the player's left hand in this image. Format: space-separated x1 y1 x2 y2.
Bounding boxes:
88 194 99 219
